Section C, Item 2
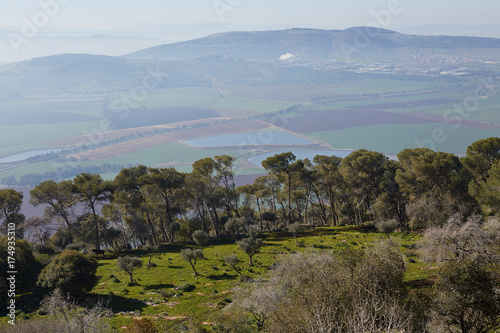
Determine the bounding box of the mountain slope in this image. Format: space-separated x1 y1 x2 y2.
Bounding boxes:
126 27 500 61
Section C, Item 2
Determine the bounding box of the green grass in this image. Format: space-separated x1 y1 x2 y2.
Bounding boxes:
88 226 426 331
214 97 295 117
305 123 500 154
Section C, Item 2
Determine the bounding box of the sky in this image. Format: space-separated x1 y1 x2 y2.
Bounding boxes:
0 0 499 62
1 0 499 29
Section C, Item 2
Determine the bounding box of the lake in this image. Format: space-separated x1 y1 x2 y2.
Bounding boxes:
184 131 313 147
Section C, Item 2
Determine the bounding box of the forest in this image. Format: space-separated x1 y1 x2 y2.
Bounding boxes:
1 137 499 332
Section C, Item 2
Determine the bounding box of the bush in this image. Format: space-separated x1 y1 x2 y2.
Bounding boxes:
126 318 158 333
160 290 175 298
3 290 113 333
37 250 98 295
178 284 196 292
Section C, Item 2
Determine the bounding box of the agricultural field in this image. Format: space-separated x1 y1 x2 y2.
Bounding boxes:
5 226 427 331
1 78 500 185
102 107 220 130
305 123 500 154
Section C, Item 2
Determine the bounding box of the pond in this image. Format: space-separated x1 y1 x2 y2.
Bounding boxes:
184 131 313 147
0 148 63 163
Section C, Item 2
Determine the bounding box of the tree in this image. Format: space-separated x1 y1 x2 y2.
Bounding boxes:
420 215 499 265
397 148 474 227
113 165 159 245
30 180 77 234
312 155 344 226
429 260 500 333
37 250 98 295
180 248 204 276
340 149 388 223
215 155 240 217
421 215 500 332
462 137 500 215
230 243 413 333
191 230 209 251
116 256 143 284
462 137 500 184
288 222 302 245
225 217 245 239
10 289 114 333
224 254 242 276
73 173 113 251
143 243 160 269
146 167 186 243
0 189 24 236
237 237 263 266
23 216 52 248
262 152 303 226
190 158 225 236
375 219 399 244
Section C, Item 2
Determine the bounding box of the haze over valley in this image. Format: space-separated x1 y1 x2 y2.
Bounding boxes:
1 25 500 189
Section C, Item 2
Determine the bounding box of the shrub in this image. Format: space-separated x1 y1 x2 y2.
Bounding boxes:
179 284 196 292
37 250 98 295
126 318 158 333
160 290 175 298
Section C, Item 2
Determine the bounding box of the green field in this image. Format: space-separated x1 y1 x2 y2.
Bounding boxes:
0 121 102 157
305 123 500 154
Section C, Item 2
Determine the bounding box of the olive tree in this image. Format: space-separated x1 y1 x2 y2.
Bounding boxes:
181 248 204 276
237 237 263 266
191 230 209 251
116 256 143 284
224 254 242 276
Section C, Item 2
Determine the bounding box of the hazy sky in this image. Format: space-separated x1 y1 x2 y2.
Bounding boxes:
1 0 498 29
0 0 498 62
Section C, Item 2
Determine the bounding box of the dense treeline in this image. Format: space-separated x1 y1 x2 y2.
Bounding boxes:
1 137 500 250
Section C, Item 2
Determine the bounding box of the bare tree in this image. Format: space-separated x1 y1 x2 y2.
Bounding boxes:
228 243 414 333
3 290 114 333
420 214 499 265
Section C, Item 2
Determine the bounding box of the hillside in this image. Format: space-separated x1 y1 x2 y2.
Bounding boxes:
127 27 500 61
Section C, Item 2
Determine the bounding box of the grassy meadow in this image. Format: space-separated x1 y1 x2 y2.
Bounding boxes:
75 226 426 331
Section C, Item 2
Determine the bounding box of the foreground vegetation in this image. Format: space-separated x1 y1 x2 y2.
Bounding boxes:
0 137 500 332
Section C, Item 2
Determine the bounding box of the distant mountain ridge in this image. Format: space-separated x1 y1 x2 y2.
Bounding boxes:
2 27 500 93
126 27 500 61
